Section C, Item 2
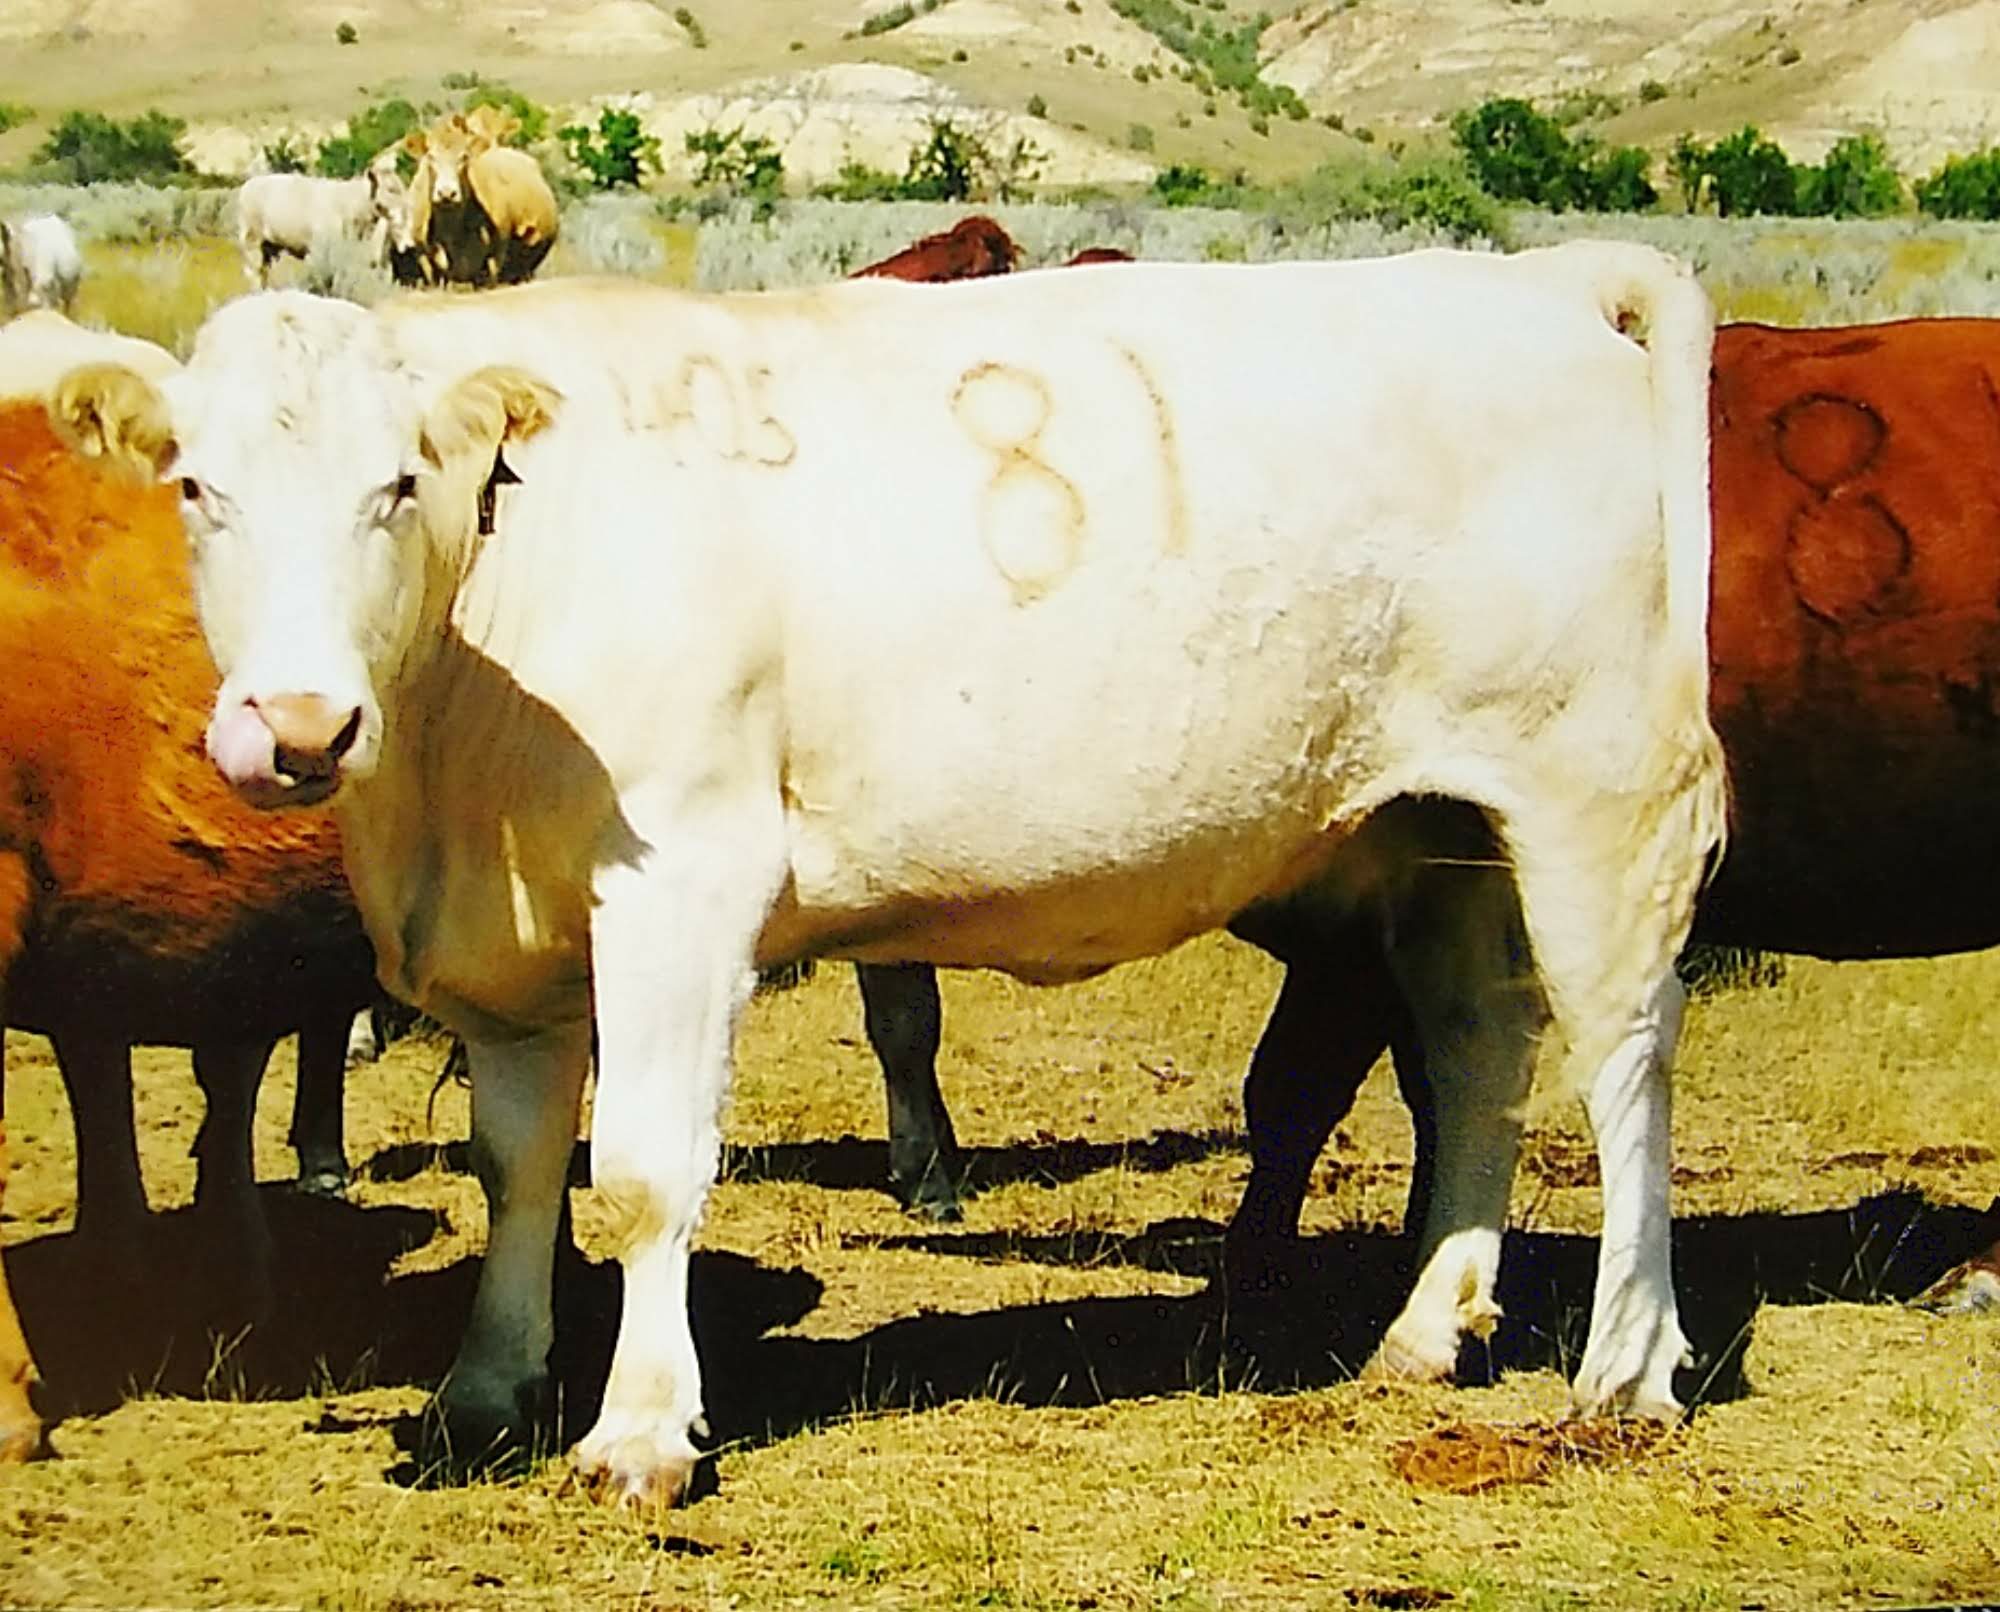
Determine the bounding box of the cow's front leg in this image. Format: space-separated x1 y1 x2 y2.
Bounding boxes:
573 810 786 1509
427 1019 590 1475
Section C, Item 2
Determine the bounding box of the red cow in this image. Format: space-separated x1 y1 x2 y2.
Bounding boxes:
853 215 1020 282
0 402 377 1461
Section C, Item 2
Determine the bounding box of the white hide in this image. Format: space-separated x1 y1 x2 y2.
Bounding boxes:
0 309 177 402
100 248 1726 1503
0 214 83 318
235 173 376 286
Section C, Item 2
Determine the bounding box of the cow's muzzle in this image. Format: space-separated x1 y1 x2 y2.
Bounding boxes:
207 692 363 808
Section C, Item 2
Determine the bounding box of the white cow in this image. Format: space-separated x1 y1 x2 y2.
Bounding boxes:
236 173 376 287
53 246 1727 1507
0 214 83 317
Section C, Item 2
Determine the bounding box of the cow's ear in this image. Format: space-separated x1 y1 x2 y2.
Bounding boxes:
47 363 178 481
403 129 428 157
421 365 561 471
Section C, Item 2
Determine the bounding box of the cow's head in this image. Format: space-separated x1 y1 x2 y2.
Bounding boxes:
51 291 558 810
420 117 478 207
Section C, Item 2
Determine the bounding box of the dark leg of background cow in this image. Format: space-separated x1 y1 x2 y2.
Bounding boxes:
290 1010 351 1198
1224 919 1416 1297
191 1037 279 1324
49 1028 150 1238
858 963 964 1220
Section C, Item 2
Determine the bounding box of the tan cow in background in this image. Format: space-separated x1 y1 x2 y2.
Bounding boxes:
386 111 559 289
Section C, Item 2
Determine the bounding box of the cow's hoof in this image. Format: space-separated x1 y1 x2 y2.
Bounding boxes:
421 1371 551 1481
293 1164 350 1201
1570 1331 1690 1424
0 1410 44 1465
1911 1258 2000 1317
1364 1313 1460 1385
572 1415 704 1511
889 1154 966 1223
893 1177 964 1224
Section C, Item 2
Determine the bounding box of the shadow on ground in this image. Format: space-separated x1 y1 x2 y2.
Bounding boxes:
11 1124 1996 1483
354 1127 1245 1201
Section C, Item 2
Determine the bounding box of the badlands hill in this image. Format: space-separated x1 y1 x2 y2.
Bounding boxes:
2 0 1998 185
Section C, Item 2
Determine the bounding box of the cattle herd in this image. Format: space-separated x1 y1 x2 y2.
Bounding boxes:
0 203 1995 1510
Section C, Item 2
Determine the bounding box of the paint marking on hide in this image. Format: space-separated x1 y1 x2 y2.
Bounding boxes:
620 353 796 468
952 361 1086 605
1114 344 1190 558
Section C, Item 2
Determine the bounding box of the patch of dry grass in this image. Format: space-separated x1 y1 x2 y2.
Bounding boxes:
4 936 1999 1608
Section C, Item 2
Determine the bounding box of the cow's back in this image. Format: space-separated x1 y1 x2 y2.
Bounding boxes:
392 253 1707 984
0 403 372 1040
1705 320 2000 956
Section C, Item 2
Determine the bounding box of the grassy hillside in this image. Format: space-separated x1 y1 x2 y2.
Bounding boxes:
3 0 1995 188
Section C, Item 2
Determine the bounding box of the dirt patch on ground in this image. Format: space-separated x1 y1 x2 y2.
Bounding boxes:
1392 1417 1676 1495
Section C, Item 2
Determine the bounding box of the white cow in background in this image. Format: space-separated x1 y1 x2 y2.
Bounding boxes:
53 244 1727 1508
235 173 375 287
0 214 83 317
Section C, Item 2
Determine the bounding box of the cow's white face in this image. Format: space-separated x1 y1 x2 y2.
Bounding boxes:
52 291 559 810
163 295 430 805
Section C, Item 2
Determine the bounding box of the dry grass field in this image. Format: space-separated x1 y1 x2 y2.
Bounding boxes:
2 935 1998 1610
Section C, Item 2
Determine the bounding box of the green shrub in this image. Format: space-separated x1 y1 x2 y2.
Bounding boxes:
1151 161 1218 205
34 109 190 183
262 135 309 174
1796 133 1902 218
1027 93 1048 118
1448 96 1654 210
335 20 358 44
316 98 423 178
673 6 707 47
1128 122 1155 152
902 118 983 201
1106 0 1307 124
462 83 549 146
683 125 783 202
1916 148 2000 219
0 102 32 136
817 159 906 202
1638 78 1669 103
441 69 481 90
560 108 663 190
860 2 916 34
1673 125 1801 216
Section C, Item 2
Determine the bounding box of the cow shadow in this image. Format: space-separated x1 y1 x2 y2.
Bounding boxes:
15 1180 1994 1484
355 1127 1246 1203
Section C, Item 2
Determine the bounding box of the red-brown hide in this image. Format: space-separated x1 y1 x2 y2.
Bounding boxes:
1703 321 2000 958
854 215 1021 282
0 403 376 1460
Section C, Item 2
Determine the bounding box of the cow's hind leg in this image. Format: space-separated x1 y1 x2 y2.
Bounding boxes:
1502 773 1714 1421
0 1120 42 1463
572 797 788 1509
1224 919 1403 1297
1368 840 1543 1384
859 963 963 1219
290 1010 351 1198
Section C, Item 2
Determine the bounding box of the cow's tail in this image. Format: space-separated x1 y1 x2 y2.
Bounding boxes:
1518 243 1730 1101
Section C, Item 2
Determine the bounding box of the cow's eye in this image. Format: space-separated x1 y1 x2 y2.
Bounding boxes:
393 472 418 503
178 476 202 503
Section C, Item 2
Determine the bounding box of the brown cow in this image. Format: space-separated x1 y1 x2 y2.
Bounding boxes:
0 402 377 1462
854 215 1020 283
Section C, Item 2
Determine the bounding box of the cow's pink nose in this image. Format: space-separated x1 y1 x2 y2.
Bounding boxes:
254 693 362 783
